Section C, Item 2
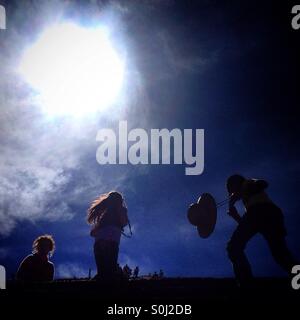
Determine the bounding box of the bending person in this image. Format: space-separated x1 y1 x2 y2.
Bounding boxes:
226 174 298 287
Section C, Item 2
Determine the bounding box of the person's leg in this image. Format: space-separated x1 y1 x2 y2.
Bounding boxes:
93 240 105 280
227 215 258 287
260 204 298 273
101 241 119 281
263 234 298 273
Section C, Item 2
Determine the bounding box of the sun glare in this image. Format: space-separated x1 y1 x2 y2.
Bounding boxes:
19 22 125 116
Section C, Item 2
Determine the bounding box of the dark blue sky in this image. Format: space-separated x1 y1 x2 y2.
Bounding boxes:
0 0 299 279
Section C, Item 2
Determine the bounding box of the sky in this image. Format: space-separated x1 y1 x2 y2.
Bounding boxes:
0 0 299 279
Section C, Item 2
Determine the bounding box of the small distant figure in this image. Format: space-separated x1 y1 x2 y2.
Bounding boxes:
133 266 139 278
16 234 55 282
123 264 132 279
87 191 128 281
152 271 158 279
226 174 298 287
159 269 164 278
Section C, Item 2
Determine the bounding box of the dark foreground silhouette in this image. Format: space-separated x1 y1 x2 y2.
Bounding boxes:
2 277 299 304
87 191 129 281
16 235 55 282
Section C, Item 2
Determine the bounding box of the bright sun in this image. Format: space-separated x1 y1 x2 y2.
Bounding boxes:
19 22 125 116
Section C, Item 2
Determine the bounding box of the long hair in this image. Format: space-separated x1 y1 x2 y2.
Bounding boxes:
87 191 124 225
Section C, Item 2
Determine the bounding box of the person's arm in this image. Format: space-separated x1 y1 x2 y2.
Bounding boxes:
46 263 55 281
227 194 242 224
90 222 101 237
227 205 242 224
120 207 129 228
90 212 106 237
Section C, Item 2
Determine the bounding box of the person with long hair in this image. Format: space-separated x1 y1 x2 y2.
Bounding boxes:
87 191 128 281
16 234 55 282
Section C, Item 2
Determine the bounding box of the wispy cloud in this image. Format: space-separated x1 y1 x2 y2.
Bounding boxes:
157 29 218 75
0 0 218 238
56 262 89 279
0 247 8 259
178 223 196 242
0 1 134 236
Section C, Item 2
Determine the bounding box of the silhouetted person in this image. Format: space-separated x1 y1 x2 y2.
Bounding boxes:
87 191 128 281
123 264 132 279
16 234 55 282
226 174 298 287
133 266 139 278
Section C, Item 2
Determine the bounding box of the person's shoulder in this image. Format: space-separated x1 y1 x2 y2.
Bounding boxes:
250 178 268 188
244 178 257 185
243 178 268 193
22 254 35 262
19 254 35 266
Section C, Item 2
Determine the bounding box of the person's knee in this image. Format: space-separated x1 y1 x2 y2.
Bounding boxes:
227 240 243 261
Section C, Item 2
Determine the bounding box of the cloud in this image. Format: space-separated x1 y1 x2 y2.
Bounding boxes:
178 223 196 242
56 262 88 279
0 0 218 238
0 247 8 259
157 29 218 75
0 1 137 237
0 78 90 236
0 91 134 236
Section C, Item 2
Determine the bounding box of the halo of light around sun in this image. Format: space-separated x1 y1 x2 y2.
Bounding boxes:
19 22 125 116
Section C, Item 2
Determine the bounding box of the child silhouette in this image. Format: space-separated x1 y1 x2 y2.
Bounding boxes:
16 234 55 282
87 191 128 281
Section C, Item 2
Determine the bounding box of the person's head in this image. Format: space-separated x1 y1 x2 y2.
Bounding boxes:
106 191 124 210
226 174 246 195
32 234 55 257
87 191 125 224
